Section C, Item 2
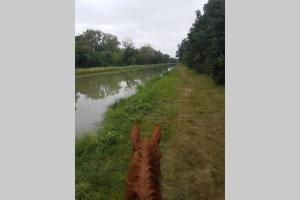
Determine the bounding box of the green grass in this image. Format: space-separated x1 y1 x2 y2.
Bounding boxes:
75 63 172 76
161 64 224 200
75 67 179 199
75 64 224 199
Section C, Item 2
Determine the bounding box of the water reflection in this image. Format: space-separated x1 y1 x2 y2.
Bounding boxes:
75 65 173 136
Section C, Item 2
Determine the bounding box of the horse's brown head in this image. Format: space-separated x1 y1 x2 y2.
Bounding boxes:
125 123 162 200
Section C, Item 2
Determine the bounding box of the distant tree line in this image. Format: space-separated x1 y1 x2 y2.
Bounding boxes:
76 29 176 68
176 0 225 84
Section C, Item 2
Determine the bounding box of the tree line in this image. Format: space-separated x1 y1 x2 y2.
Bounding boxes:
176 0 225 84
76 29 176 68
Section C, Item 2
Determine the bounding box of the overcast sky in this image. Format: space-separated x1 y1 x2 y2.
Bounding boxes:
76 0 208 57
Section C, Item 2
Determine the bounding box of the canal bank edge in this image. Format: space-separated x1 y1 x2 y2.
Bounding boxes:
75 63 173 77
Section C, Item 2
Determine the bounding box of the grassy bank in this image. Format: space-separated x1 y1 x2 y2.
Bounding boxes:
75 63 172 76
76 66 179 199
75 64 224 199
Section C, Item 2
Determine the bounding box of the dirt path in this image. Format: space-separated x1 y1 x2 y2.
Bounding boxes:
161 65 225 200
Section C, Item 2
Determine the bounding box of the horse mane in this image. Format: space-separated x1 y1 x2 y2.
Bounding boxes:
125 132 162 200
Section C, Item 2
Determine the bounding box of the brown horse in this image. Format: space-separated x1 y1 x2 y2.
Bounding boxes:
125 123 162 200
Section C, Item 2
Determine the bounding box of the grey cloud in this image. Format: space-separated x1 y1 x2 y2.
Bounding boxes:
76 0 208 57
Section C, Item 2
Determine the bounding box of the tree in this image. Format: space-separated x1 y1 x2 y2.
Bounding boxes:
101 33 120 52
75 29 121 67
176 0 225 84
136 44 156 64
122 37 137 65
75 30 175 67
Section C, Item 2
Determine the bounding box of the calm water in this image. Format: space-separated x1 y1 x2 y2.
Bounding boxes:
75 65 174 136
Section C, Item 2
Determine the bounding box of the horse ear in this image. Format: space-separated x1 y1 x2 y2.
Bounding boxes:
151 123 161 145
131 124 140 149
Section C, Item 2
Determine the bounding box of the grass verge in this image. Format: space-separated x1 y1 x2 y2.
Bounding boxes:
75 63 172 76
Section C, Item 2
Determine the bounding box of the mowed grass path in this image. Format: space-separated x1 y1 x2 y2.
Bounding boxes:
75 64 224 199
160 65 224 200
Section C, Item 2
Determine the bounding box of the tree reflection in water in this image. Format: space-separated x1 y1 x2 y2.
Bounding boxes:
75 65 173 135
